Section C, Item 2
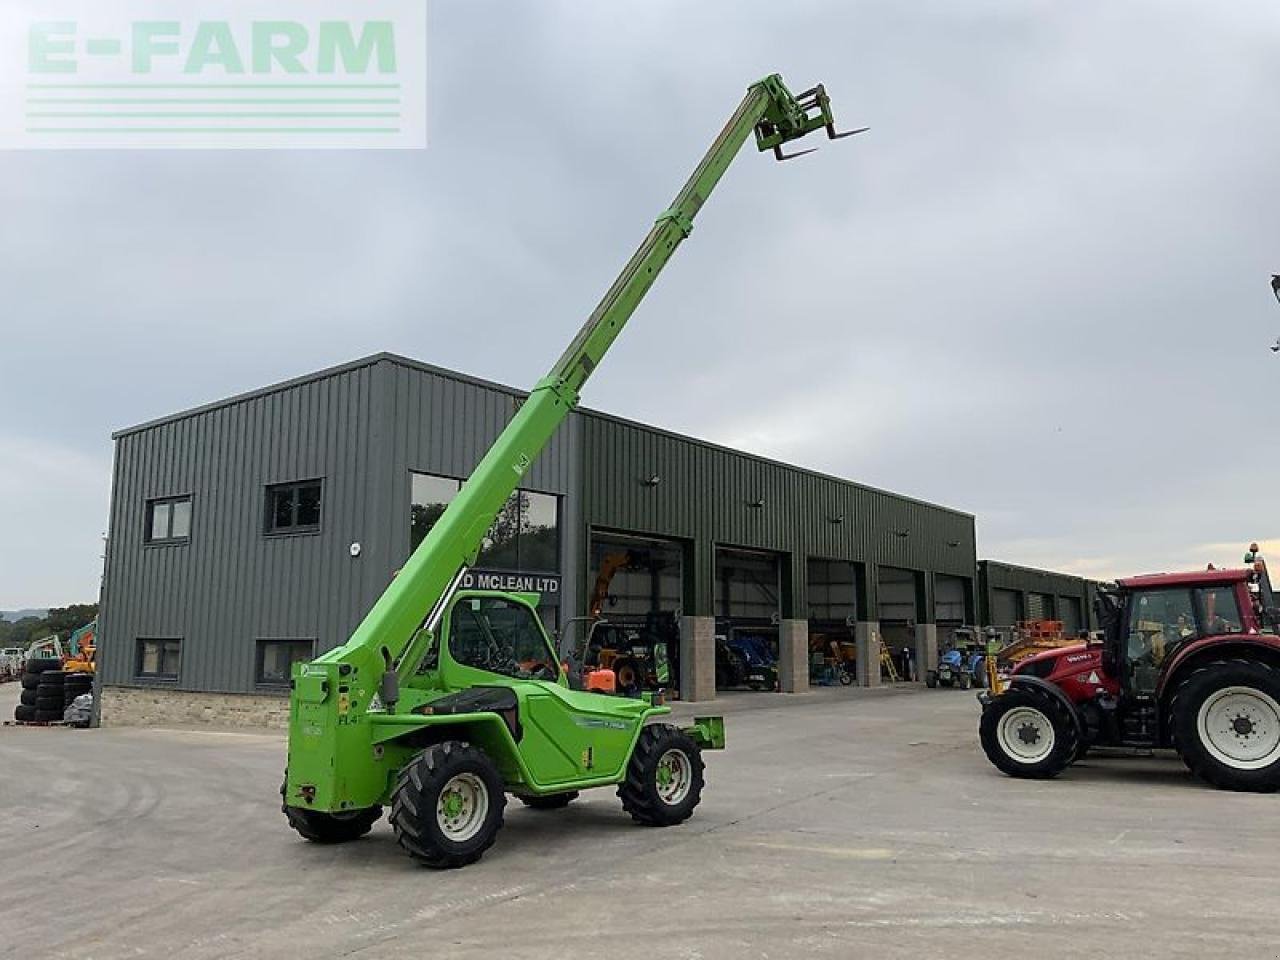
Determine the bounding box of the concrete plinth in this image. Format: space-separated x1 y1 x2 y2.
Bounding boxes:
855 621 881 687
915 623 938 679
778 619 810 694
679 615 716 702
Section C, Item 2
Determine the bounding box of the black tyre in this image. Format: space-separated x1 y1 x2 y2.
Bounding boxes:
34 709 62 723
280 778 382 843
959 671 974 691
390 741 506 868
25 658 60 675
1170 659 1280 793
979 685 1079 780
925 671 938 689
20 689 37 707
20 673 41 690
14 704 36 722
618 724 705 826
35 697 63 711
519 791 579 810
612 657 641 694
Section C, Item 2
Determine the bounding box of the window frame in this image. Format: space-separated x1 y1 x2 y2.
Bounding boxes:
254 637 316 688
134 637 181 681
264 479 324 537
445 595 558 680
145 494 193 545
409 470 561 573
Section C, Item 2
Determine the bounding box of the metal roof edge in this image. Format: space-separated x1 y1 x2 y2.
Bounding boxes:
108 352 974 521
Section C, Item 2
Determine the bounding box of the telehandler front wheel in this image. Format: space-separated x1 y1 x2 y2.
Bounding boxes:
390 741 506 869
618 724 704 826
280 778 382 844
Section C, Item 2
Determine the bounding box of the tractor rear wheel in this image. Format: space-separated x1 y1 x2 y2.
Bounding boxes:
618 724 704 826
979 686 1078 780
519 791 579 810
390 741 506 868
280 778 382 843
1171 659 1280 793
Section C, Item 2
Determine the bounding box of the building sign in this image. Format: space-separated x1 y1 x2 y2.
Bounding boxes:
462 570 561 600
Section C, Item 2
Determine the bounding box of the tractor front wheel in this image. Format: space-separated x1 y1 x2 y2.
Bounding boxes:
280 778 382 843
618 724 704 826
979 686 1078 780
1171 659 1280 793
390 741 506 868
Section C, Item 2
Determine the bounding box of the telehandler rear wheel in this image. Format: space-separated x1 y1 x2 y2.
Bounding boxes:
280 778 382 844
391 741 506 869
618 724 704 826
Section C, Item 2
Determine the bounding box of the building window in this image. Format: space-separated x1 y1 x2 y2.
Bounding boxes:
136 638 181 680
265 480 322 535
146 496 192 543
410 472 559 572
256 638 315 686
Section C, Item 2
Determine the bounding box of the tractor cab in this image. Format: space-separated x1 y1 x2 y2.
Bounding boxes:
1101 569 1270 698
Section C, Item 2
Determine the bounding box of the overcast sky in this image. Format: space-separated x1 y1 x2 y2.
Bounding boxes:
4 0 1280 608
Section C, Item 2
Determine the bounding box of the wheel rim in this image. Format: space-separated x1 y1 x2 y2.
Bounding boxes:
997 706 1055 764
655 748 692 805
1196 686 1280 770
436 773 489 841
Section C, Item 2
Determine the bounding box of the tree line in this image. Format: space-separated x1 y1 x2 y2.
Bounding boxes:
0 604 98 650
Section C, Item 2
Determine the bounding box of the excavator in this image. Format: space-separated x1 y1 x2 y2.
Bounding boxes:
283 74 860 868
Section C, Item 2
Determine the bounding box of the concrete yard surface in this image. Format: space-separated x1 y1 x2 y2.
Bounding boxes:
1 683 1277 960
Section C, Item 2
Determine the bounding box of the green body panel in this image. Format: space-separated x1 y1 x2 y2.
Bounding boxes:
286 73 849 816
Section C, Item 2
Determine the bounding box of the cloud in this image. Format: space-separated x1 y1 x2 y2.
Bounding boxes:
4 0 1280 598
0 436 110 607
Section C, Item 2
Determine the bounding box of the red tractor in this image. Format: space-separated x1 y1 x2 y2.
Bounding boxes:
978 566 1280 792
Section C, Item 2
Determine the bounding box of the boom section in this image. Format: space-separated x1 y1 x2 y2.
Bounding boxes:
314 73 856 683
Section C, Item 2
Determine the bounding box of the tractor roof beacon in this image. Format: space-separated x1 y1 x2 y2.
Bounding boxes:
978 563 1280 793
282 75 860 868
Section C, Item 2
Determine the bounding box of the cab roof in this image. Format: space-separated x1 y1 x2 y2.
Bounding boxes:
1117 568 1250 589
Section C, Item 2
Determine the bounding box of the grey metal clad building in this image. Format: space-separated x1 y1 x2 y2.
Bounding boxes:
977 559 1098 639
97 352 1016 725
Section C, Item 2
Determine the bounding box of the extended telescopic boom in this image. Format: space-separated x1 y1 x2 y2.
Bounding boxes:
314 74 861 691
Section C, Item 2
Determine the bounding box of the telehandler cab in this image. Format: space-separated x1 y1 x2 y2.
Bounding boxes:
980 563 1280 792
283 74 861 868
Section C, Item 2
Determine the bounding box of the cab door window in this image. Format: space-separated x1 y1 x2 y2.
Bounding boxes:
1127 589 1196 691
1196 586 1243 636
448 596 558 680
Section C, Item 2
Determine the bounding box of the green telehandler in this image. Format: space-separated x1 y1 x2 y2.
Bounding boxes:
283 74 859 868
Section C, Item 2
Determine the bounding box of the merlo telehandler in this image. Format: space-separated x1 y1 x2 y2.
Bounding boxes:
283 74 860 867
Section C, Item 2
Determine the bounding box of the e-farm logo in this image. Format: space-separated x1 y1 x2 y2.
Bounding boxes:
1 0 426 149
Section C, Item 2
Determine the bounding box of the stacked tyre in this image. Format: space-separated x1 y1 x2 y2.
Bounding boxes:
34 669 67 723
15 657 61 723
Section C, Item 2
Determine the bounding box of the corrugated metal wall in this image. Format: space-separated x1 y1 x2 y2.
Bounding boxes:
99 357 577 694
100 362 384 693
977 560 1097 633
578 412 977 619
